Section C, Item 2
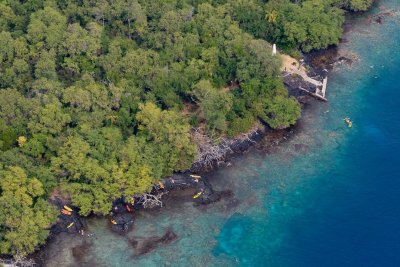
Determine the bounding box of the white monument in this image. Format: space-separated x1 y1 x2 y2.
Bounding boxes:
272 44 277 56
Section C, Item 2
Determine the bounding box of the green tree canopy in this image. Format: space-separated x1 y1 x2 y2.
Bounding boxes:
192 80 233 133
265 0 345 52
0 166 57 257
136 102 196 172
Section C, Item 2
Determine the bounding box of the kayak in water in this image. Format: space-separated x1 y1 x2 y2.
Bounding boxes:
344 117 353 128
193 190 203 199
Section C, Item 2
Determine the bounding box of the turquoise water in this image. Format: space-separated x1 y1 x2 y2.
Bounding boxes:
42 1 400 266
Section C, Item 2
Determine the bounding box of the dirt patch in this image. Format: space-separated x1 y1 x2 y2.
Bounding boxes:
281 54 306 73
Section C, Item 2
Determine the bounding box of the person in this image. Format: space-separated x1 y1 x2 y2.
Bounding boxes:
344 117 352 127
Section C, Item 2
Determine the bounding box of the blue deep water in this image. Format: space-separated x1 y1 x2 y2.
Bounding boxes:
42 1 400 266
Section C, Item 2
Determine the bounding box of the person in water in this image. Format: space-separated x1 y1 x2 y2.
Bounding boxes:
344 117 352 127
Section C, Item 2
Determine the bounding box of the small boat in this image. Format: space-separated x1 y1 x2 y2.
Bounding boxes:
126 204 132 212
193 190 203 199
61 209 72 216
63 205 73 212
67 222 74 228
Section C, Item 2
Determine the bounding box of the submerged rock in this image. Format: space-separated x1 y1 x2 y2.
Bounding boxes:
71 240 92 261
130 228 178 257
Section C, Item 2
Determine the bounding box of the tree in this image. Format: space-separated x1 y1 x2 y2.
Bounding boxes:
120 48 160 88
347 0 373 11
265 0 344 52
117 139 156 195
0 32 30 89
0 31 15 65
34 49 57 80
27 7 67 52
227 0 268 38
237 39 282 82
51 135 117 215
0 88 38 130
0 3 17 32
192 80 233 133
62 74 109 112
0 120 18 151
136 102 197 172
259 95 301 129
87 0 110 27
61 22 102 75
128 0 148 36
28 100 71 135
0 166 57 257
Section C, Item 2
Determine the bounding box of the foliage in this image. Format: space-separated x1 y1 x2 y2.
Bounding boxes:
264 0 345 52
0 167 57 257
192 80 233 133
260 95 301 129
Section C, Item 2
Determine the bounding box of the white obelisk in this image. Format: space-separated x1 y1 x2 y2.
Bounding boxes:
272 44 277 56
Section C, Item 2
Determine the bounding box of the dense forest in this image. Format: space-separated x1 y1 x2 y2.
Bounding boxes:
0 0 373 258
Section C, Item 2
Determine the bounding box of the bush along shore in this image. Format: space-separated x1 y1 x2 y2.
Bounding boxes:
0 0 377 263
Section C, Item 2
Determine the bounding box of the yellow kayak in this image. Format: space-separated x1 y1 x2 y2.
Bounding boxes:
190 175 201 179
63 205 73 212
193 191 203 199
67 222 74 228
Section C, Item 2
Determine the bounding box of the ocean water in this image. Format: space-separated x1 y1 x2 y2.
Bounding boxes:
41 1 400 266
